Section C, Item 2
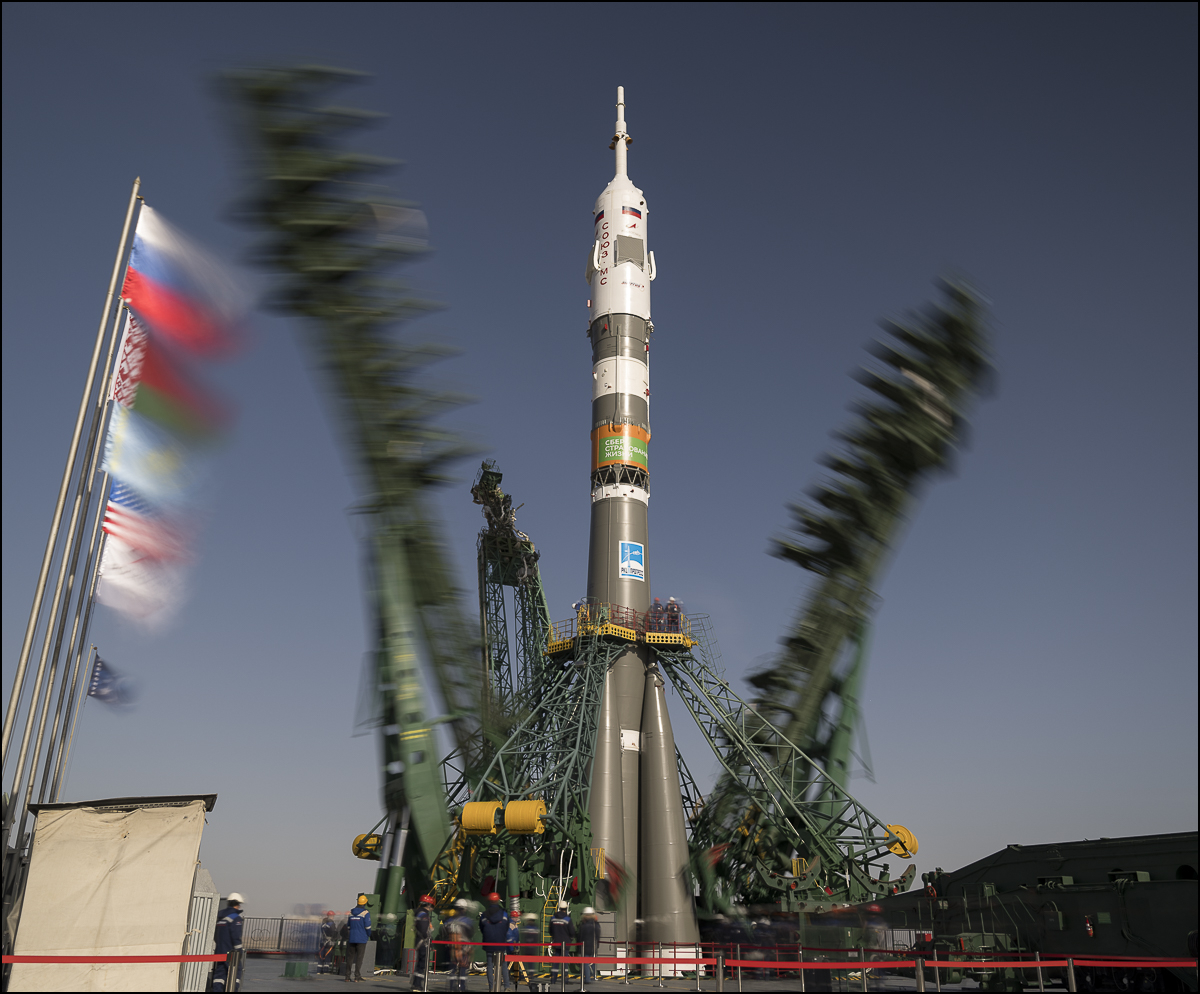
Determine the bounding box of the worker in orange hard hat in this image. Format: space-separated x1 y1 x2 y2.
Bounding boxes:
345 894 371 982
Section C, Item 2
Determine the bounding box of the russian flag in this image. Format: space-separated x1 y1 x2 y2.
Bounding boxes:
122 205 246 355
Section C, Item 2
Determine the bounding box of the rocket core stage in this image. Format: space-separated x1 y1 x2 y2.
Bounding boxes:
584 88 698 951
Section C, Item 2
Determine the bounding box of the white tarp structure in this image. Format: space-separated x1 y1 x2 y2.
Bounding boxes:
10 794 214 992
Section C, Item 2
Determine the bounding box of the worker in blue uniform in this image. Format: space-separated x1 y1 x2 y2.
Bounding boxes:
518 912 541 987
346 894 372 982
548 900 575 986
412 894 435 991
443 899 476 992
212 892 244 992
578 907 601 988
478 892 510 991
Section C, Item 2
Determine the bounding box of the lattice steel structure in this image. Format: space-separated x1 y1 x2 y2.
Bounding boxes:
684 280 990 909
654 623 914 910
750 280 990 774
227 66 481 920
471 462 551 716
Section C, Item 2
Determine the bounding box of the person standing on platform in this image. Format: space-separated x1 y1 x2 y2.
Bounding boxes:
549 900 576 986
212 893 244 992
479 892 511 991
578 907 601 988
649 598 666 632
666 597 682 632
345 894 372 982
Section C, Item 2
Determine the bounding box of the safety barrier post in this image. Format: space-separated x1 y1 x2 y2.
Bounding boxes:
859 945 867 992
657 943 664 988
1066 957 1077 992
228 949 246 991
736 944 742 992
935 956 942 992
1035 951 1044 992
715 952 724 992
915 957 925 992
798 947 805 993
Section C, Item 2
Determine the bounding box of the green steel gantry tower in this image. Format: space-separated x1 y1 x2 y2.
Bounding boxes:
686 281 990 909
230 63 990 927
227 66 484 921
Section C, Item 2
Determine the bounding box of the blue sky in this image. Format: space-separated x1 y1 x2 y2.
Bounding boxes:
3 3 1196 915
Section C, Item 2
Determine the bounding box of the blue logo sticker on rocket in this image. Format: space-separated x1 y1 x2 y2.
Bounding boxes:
619 541 645 581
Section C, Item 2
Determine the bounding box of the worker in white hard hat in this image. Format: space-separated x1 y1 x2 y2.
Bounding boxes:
579 907 601 988
548 900 575 986
213 893 245 991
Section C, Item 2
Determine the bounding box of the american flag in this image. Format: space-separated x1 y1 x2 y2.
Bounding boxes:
102 481 189 561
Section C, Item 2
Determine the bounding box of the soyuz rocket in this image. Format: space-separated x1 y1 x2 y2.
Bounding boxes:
585 88 698 951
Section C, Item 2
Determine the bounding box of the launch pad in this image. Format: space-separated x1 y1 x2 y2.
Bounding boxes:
214 68 1195 987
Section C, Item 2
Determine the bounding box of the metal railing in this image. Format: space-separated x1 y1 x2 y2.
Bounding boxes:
240 917 322 954
548 603 693 643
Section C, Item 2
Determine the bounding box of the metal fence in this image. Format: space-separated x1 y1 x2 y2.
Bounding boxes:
240 917 322 954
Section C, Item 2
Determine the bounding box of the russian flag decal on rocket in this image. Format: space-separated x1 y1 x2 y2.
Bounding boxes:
622 206 642 218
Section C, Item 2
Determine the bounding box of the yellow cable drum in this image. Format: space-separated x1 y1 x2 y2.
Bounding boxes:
352 833 383 860
504 799 546 835
462 800 503 835
886 824 918 858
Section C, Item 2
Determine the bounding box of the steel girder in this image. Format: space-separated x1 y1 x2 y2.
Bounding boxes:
652 619 913 908
227 66 481 917
750 281 990 773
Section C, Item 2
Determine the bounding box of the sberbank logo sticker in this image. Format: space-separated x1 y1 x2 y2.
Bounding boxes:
598 435 649 469
619 541 645 581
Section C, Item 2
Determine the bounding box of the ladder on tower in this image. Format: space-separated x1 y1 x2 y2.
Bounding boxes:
541 882 560 954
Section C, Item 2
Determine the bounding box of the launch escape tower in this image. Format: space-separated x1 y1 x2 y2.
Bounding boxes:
231 70 990 941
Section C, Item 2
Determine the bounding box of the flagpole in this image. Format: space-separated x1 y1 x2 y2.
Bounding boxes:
31 315 127 807
2 178 140 765
47 552 104 801
37 465 117 804
1 306 130 848
55 646 96 802
51 624 99 803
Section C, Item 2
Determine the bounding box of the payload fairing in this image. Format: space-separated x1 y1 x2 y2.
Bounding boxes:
585 87 698 951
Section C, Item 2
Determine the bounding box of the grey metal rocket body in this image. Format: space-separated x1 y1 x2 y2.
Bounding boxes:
584 88 696 950
640 665 699 944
